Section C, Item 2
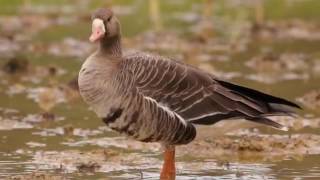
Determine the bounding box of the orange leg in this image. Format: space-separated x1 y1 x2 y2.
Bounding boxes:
160 146 176 180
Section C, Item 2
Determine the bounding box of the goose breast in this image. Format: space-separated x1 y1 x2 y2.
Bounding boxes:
78 53 120 118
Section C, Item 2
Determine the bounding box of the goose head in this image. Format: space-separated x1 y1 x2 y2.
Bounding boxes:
90 8 121 43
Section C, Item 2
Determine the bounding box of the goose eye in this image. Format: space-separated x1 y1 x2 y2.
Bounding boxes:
107 16 112 22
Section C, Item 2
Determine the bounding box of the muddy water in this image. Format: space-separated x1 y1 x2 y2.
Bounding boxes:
1 0 320 179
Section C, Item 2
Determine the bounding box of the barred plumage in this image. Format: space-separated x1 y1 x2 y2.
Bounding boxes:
79 8 300 147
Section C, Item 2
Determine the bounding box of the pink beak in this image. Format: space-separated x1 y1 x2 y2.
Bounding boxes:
89 27 105 42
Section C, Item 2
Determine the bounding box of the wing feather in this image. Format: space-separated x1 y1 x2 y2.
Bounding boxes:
123 52 300 130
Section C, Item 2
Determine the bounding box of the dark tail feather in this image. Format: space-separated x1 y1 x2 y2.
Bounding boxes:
216 80 302 112
268 103 298 117
215 80 301 130
191 79 300 129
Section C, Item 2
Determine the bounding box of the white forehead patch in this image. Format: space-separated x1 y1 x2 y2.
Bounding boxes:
92 18 106 33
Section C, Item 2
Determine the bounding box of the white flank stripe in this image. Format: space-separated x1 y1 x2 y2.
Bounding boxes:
188 112 227 121
144 96 187 126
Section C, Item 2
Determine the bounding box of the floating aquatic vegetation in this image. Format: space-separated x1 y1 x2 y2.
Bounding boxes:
1 55 66 86
112 5 137 16
297 90 320 110
64 137 160 152
26 141 46 148
19 3 83 15
31 149 160 174
2 56 29 74
33 127 103 137
0 118 33 130
0 38 21 58
245 52 312 83
8 172 65 180
0 108 66 131
251 20 320 41
48 38 93 58
22 113 64 124
0 15 51 35
5 80 77 113
274 116 320 131
198 63 241 80
246 52 310 73
26 87 66 111
246 72 309 84
0 107 19 115
0 108 34 130
76 162 101 173
177 133 320 161
172 12 201 24
130 31 185 53
72 128 104 137
21 15 52 33
6 84 26 96
32 127 64 137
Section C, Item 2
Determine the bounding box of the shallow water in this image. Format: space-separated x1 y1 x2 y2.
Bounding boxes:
1 0 320 179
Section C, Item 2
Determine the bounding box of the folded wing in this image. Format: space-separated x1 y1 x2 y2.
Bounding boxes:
123 52 301 130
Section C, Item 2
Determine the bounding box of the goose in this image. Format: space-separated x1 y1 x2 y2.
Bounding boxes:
78 8 301 180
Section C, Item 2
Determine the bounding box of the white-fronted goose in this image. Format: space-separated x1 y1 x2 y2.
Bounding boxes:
78 8 301 179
